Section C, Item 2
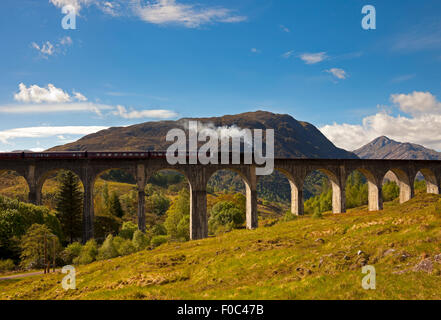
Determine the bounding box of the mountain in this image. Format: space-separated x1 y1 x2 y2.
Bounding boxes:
353 136 441 160
49 111 357 159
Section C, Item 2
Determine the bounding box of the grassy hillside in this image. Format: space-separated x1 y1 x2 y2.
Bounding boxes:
1 193 441 300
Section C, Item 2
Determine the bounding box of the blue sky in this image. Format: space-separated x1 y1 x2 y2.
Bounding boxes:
0 0 440 152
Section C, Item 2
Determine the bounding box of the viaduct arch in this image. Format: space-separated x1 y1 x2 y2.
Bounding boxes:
1 154 440 243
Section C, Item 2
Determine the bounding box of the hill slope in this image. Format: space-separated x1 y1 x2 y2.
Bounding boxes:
354 136 441 160
2 193 441 300
49 111 357 159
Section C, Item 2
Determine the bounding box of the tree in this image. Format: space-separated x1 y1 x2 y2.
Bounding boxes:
146 192 170 216
208 201 245 235
119 221 138 240
19 224 60 269
97 235 119 260
55 171 83 243
109 192 124 218
164 189 190 241
382 181 399 201
132 230 149 250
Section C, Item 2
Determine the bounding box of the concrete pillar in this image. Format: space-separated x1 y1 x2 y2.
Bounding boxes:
27 164 41 205
28 188 41 205
399 181 414 203
136 164 146 232
368 180 383 211
426 181 439 194
331 181 346 214
190 188 208 240
289 180 304 215
82 181 94 243
246 170 258 229
137 190 146 232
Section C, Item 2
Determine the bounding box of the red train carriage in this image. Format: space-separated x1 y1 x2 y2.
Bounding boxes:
0 151 170 159
0 152 24 159
87 152 149 159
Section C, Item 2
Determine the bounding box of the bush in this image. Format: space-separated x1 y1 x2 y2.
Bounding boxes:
117 239 136 256
94 214 122 241
146 192 170 216
151 235 168 248
382 181 399 202
132 230 149 251
164 189 190 241
119 221 138 240
97 235 119 260
74 239 98 265
151 224 167 236
61 242 82 264
208 201 245 235
0 259 15 272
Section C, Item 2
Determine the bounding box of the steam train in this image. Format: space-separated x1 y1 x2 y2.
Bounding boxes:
0 151 169 159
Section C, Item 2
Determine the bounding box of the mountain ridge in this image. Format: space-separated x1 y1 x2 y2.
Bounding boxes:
353 136 441 160
49 111 358 159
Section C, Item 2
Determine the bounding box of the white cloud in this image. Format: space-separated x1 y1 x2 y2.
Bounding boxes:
391 91 441 116
73 91 88 102
0 126 108 144
112 105 178 119
7 83 177 118
49 0 94 13
31 41 55 57
325 68 347 80
300 52 327 64
49 0 246 28
250 48 260 53
14 83 71 103
281 50 294 59
0 102 113 115
31 36 73 58
320 91 441 151
133 0 246 28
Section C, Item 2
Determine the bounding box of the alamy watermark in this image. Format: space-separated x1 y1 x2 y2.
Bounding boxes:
61 265 76 290
166 121 274 176
361 5 376 30
361 265 376 290
62 5 77 30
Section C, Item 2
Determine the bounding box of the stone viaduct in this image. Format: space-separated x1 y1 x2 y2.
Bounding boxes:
1 153 441 243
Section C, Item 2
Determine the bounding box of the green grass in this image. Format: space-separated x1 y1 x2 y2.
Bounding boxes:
1 193 441 300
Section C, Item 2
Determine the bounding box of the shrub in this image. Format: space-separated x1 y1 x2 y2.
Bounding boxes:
151 224 167 236
146 192 170 216
94 214 122 241
132 230 149 251
382 181 399 202
97 235 119 260
208 201 245 235
119 221 138 240
61 242 82 264
164 189 190 241
151 235 168 248
74 239 98 265
118 239 136 256
0 259 15 272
